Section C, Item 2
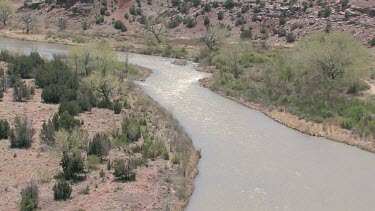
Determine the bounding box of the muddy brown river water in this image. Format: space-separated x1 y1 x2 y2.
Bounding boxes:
1 37 375 211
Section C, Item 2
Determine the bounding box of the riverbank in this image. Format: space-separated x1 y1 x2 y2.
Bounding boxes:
200 75 375 153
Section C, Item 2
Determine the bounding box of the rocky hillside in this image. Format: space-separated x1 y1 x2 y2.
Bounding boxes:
13 0 375 47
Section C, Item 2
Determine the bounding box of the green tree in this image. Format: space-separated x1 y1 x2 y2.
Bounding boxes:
201 25 230 51
0 0 14 26
294 32 371 103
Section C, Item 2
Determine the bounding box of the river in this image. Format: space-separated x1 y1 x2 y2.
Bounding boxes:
1 37 375 211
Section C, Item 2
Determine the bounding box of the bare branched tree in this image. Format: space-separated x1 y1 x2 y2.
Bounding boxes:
144 10 167 44
20 13 36 34
201 25 230 51
0 0 14 26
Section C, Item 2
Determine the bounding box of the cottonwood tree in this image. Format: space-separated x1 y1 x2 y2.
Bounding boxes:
0 0 15 26
81 41 119 105
144 14 167 44
201 25 230 51
294 32 371 102
220 42 250 78
68 46 93 76
20 13 37 34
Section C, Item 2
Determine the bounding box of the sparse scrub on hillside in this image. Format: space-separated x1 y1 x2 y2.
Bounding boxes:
20 181 39 211
9 116 35 149
207 32 375 138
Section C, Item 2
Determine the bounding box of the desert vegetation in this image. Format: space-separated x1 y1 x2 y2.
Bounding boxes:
202 31 375 143
0 41 199 210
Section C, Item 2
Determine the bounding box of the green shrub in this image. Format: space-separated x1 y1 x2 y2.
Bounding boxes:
88 133 111 159
192 0 200 7
60 152 85 181
20 181 39 211
10 116 35 149
241 28 253 40
59 101 81 116
40 119 55 146
168 15 183 28
340 0 349 7
95 16 104 24
172 155 180 164
53 181 72 201
204 16 210 27
114 20 127 32
225 0 234 9
122 117 141 142
171 0 180 7
340 118 354 130
286 32 296 43
369 38 375 47
53 111 80 131
0 119 10 139
235 16 246 26
218 11 224 20
87 155 101 170
183 17 197 28
113 159 136 182
8 52 44 79
178 2 189 14
113 100 122 114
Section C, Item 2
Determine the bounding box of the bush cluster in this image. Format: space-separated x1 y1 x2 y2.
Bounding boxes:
53 180 72 201
0 119 9 139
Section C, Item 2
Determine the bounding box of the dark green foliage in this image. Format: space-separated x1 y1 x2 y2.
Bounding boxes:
225 0 234 9
59 101 81 116
41 84 64 104
60 152 85 181
114 20 127 32
8 52 44 79
279 15 286 25
0 119 9 139
53 181 72 201
113 100 122 114
240 28 253 40
35 58 78 104
12 80 32 102
53 111 81 131
340 0 349 8
95 16 104 24
88 133 111 159
323 6 331 17
235 16 246 26
140 138 168 160
113 159 136 182
168 16 183 28
286 32 296 43
183 17 197 28
204 16 210 27
20 181 39 211
192 0 200 7
178 2 189 14
40 119 55 146
10 116 35 149
218 11 224 20
203 4 211 12
241 5 249 13
369 38 375 47
171 0 180 7
121 117 141 142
